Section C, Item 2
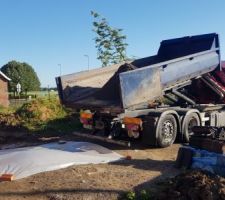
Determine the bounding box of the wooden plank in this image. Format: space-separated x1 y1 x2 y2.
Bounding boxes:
73 131 131 147
190 137 225 154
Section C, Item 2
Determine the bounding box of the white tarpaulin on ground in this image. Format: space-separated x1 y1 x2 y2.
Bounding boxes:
0 141 122 180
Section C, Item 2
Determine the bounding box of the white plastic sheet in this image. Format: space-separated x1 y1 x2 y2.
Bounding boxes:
0 141 122 180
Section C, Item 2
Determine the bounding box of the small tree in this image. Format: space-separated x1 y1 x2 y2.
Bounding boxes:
1 60 41 92
91 11 128 67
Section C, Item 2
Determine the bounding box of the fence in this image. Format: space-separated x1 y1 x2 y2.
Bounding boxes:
9 91 58 107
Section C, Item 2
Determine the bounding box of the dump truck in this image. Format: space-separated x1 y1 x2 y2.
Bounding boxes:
56 33 225 147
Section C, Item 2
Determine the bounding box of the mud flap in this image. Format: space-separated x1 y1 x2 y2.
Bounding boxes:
141 116 158 146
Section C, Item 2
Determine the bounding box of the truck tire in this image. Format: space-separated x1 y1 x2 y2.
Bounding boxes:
156 114 177 147
183 112 200 143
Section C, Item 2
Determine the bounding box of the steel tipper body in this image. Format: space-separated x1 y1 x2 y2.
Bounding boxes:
56 33 225 147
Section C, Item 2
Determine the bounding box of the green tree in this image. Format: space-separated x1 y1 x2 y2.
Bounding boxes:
91 11 128 67
1 60 41 92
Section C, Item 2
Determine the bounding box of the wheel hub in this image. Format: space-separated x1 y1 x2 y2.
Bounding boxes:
162 120 174 142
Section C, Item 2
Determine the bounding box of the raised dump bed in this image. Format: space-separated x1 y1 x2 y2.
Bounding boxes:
56 33 220 113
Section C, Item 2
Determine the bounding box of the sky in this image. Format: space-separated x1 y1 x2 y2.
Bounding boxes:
0 0 225 87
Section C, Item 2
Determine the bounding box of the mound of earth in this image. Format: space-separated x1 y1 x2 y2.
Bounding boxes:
155 170 225 200
16 98 67 122
0 113 22 131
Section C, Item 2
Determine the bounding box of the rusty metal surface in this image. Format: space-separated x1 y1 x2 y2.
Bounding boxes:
119 67 162 109
64 101 123 116
57 62 125 103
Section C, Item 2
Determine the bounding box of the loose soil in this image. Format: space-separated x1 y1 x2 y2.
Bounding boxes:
0 131 180 200
153 170 225 200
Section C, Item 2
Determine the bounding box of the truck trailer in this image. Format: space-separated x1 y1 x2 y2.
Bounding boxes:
56 33 225 147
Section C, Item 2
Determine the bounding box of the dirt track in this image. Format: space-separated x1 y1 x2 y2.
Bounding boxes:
0 132 180 200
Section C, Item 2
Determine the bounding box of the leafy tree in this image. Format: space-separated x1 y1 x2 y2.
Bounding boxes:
1 60 41 92
91 11 128 67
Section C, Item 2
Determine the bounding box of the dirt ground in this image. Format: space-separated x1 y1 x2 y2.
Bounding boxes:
0 131 180 200
155 169 225 200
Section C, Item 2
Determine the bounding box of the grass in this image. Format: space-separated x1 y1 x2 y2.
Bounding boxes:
26 90 58 98
122 190 152 200
0 97 82 134
9 90 58 100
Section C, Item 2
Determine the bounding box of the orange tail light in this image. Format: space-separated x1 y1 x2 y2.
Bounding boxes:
123 117 142 125
80 112 93 119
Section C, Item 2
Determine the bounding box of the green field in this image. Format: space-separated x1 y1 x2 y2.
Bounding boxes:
26 90 58 98
9 90 58 99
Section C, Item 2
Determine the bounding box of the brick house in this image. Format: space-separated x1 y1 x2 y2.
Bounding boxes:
0 71 10 107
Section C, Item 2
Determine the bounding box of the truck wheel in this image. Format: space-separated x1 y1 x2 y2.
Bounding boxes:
157 114 177 147
183 113 200 143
